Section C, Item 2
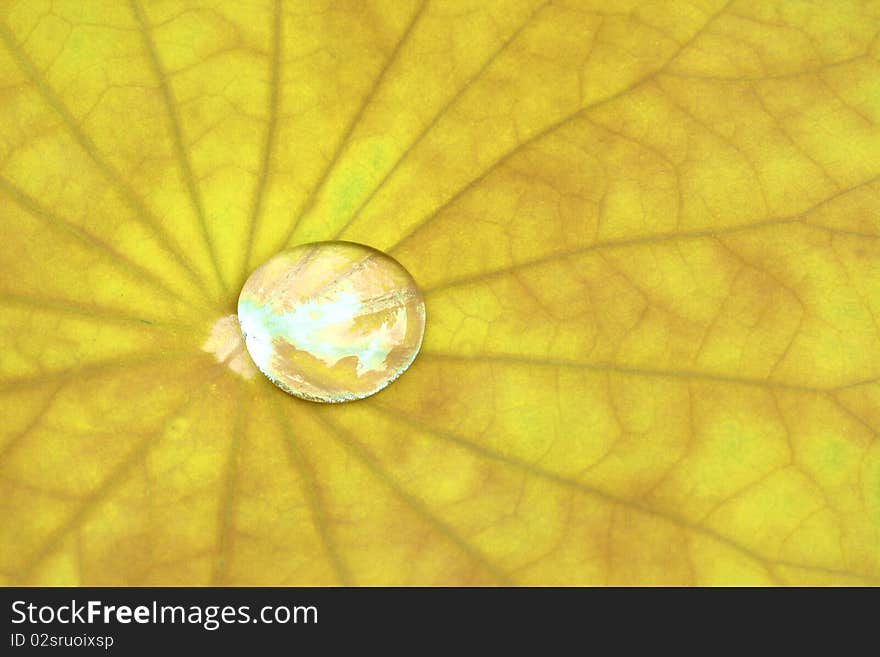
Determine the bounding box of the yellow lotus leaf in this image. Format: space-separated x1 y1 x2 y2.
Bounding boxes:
1 0 879 585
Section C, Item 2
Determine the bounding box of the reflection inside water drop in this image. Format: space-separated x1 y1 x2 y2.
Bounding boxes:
236 241 426 402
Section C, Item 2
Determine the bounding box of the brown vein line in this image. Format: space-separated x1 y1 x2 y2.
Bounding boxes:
0 383 63 463
818 224 880 240
421 171 880 295
129 0 227 299
240 0 282 288
386 0 734 254
0 291 194 331
366 403 792 585
311 409 511 585
271 395 352 585
137 549 216 578
653 78 771 216
417 351 844 394
11 363 226 583
0 176 197 309
0 474 81 503
0 350 206 392
769 560 880 584
331 0 551 241
749 83 841 190
833 376 880 391
829 395 879 438
662 54 868 83
277 0 429 249
697 464 794 527
213 379 245 585
421 216 802 294
0 21 213 301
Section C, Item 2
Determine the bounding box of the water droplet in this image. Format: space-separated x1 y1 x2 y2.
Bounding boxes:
238 241 426 402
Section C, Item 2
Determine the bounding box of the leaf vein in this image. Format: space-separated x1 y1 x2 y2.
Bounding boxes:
129 0 227 298
272 396 352 585
312 409 512 585
239 0 283 288
386 0 735 253
0 20 212 301
278 0 429 249
332 0 552 240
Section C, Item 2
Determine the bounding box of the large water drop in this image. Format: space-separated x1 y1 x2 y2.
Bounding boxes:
238 241 426 402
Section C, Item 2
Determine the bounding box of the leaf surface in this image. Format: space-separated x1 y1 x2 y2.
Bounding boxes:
1 0 879 585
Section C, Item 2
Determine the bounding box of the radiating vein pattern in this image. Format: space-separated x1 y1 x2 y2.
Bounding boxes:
0 0 878 585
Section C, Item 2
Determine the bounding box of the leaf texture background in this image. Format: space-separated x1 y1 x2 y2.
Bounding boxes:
1 0 879 585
